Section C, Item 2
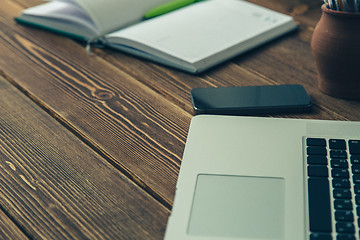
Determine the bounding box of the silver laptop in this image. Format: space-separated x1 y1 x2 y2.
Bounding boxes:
164 115 360 240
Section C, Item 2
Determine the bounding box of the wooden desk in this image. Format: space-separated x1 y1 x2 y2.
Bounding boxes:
1 0 359 239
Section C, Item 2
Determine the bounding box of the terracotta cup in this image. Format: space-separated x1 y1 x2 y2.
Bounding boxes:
311 4 360 100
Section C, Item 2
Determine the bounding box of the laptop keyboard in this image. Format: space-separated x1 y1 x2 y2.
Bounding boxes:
306 138 360 240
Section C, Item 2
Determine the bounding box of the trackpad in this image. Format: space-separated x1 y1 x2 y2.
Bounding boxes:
187 174 285 239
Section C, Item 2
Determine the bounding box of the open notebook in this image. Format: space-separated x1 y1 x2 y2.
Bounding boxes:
16 0 297 73
165 115 360 240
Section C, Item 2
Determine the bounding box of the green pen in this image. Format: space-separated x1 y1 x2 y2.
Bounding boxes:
144 0 204 19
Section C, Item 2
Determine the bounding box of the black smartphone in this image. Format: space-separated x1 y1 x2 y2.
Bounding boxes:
191 84 312 115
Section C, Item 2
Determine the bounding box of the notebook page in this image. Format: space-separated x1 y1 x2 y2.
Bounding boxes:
73 0 174 35
106 0 294 63
21 1 99 38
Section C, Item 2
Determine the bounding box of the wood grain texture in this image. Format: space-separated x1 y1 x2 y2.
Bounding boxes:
0 75 169 239
1 0 191 207
0 209 29 240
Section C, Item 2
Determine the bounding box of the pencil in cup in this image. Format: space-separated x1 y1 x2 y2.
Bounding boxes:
324 0 360 11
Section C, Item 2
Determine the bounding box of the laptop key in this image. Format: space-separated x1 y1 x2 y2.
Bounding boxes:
329 139 347 150
330 150 348 159
307 146 327 155
350 155 360 164
308 155 328 165
352 174 360 184
308 177 332 232
308 166 329 177
334 200 353 210
333 189 352 199
332 168 350 178
335 211 354 222
351 165 360 174
349 140 360 155
331 159 348 168
307 138 326 147
336 222 355 233
337 234 356 240
310 233 332 240
332 179 350 189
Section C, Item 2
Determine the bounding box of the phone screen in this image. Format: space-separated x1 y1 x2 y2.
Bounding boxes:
191 85 312 115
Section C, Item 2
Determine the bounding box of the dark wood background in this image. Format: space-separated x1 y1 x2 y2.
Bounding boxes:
1 0 359 239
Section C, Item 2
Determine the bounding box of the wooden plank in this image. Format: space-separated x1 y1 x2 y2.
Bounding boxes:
0 74 169 239
1 0 192 206
0 209 29 239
